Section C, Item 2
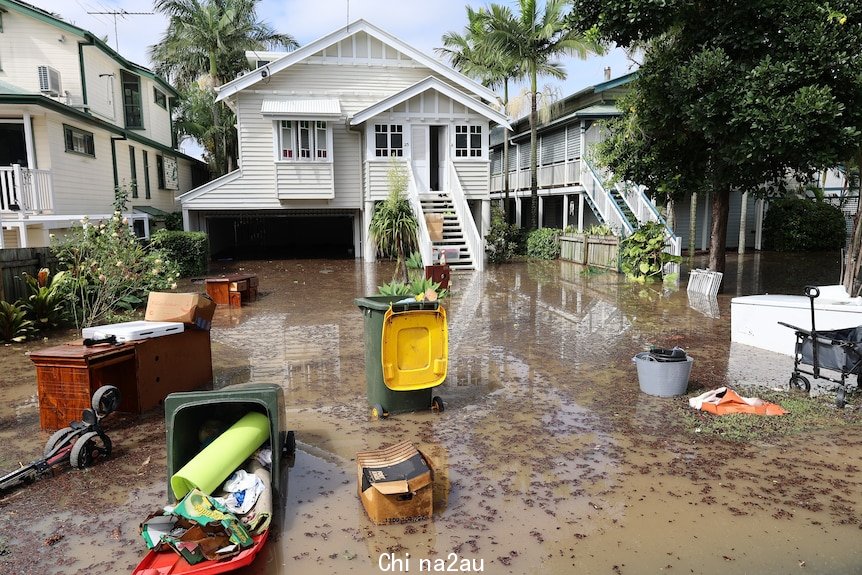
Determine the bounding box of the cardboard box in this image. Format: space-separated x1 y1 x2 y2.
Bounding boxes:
357 441 433 525
425 213 444 242
145 292 217 330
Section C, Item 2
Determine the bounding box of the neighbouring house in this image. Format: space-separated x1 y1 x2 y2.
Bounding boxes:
179 19 510 270
491 71 854 253
0 0 208 249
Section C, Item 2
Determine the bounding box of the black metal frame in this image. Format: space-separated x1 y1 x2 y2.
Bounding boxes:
778 286 861 408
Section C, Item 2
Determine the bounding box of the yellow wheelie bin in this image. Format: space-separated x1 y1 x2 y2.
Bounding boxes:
355 295 448 417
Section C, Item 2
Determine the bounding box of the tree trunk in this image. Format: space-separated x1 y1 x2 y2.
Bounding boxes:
842 151 862 295
529 69 539 230
707 187 730 274
502 81 510 222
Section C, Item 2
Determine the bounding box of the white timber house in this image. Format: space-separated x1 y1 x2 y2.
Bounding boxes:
0 0 206 249
179 20 510 270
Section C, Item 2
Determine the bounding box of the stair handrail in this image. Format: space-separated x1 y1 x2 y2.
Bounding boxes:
406 163 434 267
448 163 484 271
622 181 682 257
581 157 634 236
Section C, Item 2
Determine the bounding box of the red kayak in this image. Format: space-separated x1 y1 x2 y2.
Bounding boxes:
131 530 269 575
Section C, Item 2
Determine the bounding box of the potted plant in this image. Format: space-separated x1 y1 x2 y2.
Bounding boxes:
369 164 418 283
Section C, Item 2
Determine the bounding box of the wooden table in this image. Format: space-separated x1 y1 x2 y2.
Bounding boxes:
30 330 212 429
205 273 258 306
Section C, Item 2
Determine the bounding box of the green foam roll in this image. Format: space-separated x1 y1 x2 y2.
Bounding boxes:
170 411 270 500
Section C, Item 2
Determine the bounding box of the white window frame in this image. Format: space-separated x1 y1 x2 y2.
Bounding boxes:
373 123 403 158
455 124 483 159
276 119 332 162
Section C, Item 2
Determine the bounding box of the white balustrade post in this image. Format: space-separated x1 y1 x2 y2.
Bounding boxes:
363 200 376 262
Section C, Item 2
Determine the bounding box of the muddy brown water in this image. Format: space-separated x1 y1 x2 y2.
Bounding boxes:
1 252 861 574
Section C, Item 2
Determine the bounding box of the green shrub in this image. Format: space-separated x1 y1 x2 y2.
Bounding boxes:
0 300 34 342
762 197 846 251
485 204 519 263
151 230 209 277
619 221 681 282
51 185 180 328
164 212 184 231
21 269 69 332
526 228 562 260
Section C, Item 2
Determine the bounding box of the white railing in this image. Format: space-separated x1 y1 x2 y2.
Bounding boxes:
581 159 633 236
0 165 54 214
406 163 434 267
491 159 581 193
448 163 484 271
617 182 682 256
583 159 682 259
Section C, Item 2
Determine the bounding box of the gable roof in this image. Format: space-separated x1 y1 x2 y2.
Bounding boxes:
351 76 511 130
0 0 177 96
215 19 500 105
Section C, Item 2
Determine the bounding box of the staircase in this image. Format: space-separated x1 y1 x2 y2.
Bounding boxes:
419 193 474 270
608 186 638 231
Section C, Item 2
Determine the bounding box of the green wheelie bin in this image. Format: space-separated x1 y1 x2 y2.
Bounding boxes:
163 383 294 519
355 295 448 418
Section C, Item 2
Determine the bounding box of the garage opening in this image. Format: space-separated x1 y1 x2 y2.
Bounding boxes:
207 214 355 259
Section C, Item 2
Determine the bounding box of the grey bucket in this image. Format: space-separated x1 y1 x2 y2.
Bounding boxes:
632 352 693 397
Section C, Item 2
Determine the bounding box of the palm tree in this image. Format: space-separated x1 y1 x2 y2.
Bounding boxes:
150 0 297 174
484 0 603 229
438 5 524 222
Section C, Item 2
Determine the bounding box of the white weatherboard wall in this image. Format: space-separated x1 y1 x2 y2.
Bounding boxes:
0 11 82 100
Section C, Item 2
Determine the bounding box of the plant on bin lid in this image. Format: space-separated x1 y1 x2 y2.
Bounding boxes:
377 277 448 301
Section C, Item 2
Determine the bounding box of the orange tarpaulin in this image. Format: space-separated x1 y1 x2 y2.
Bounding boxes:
688 387 787 416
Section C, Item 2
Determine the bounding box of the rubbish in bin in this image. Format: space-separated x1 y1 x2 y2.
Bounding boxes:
0 385 120 493
357 441 434 524
171 411 270 500
131 384 294 575
632 347 693 397
355 296 448 417
688 387 787 416
140 489 254 563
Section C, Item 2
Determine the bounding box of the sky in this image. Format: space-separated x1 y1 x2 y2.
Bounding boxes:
32 0 635 157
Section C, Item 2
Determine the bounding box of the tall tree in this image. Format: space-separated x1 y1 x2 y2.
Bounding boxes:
150 0 297 174
570 0 862 275
484 0 602 229
438 5 524 221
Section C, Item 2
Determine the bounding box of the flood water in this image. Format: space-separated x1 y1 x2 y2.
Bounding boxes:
1 251 861 575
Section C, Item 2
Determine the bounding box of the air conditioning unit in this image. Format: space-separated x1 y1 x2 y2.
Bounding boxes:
37 65 62 96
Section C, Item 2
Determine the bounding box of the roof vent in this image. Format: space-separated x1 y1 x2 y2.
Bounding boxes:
37 65 62 97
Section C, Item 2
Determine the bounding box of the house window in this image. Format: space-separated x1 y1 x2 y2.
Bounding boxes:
278 120 330 161
156 155 165 189
121 71 143 128
153 88 167 109
63 125 95 157
315 121 327 159
374 124 403 157
129 146 138 198
455 125 482 158
142 150 151 199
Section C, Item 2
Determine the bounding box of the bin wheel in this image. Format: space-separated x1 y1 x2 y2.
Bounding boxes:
284 430 296 456
789 374 810 393
69 432 111 469
431 396 444 413
91 385 121 417
836 388 847 409
371 404 387 419
44 426 76 458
